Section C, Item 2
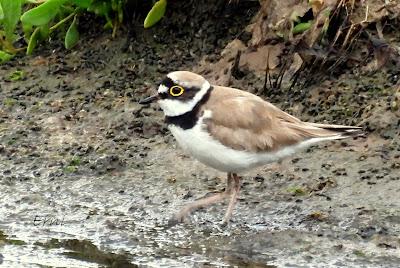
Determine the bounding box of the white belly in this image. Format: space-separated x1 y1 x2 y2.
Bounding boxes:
168 114 316 173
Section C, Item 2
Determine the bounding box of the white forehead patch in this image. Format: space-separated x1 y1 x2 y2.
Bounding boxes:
158 84 169 93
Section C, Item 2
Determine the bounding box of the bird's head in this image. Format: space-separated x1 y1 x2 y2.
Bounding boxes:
139 71 211 117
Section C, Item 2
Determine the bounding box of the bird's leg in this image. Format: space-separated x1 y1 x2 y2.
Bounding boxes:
222 173 241 225
170 173 234 224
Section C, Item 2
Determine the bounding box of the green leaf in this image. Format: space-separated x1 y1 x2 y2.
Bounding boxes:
0 50 13 63
22 21 33 41
103 19 113 29
26 27 40 55
87 1 111 17
112 0 123 23
0 0 22 42
21 0 67 26
65 15 79 49
71 0 91 9
8 70 25 81
144 0 167 28
0 3 4 20
111 0 118 10
39 23 49 40
293 21 312 34
24 24 48 54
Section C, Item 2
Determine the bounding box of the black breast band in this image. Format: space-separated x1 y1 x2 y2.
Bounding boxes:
165 86 213 130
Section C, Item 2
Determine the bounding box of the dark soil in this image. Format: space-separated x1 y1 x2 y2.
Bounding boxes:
0 1 399 267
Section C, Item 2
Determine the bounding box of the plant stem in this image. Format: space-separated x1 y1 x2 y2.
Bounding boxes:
15 47 27 52
49 10 77 33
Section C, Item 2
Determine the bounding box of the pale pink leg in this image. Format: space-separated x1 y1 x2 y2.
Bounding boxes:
170 173 234 224
222 173 241 224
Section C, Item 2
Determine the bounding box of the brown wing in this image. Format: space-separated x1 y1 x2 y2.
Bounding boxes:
201 86 361 153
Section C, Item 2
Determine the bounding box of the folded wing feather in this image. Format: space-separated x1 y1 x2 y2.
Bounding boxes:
201 85 362 153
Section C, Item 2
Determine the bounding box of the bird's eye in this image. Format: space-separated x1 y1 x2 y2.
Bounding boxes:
169 86 184 97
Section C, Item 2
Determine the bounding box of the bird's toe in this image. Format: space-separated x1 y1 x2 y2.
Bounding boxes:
167 214 186 226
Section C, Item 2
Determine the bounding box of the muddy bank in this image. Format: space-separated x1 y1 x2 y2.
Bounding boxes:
1 1 400 267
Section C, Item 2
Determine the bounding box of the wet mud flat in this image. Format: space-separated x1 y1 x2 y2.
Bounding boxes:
1 1 400 267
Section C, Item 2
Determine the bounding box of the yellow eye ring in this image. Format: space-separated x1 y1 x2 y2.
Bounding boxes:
169 86 184 97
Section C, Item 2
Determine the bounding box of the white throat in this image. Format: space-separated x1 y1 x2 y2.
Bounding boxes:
157 81 211 117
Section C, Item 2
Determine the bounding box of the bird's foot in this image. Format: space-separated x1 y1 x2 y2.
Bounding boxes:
219 219 230 228
167 216 183 227
167 207 191 226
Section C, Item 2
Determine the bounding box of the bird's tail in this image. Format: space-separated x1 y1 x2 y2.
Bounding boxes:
306 122 365 139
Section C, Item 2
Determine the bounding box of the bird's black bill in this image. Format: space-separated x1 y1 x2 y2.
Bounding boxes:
139 94 158 104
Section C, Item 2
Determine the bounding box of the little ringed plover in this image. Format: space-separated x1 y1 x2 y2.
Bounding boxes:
139 71 363 224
